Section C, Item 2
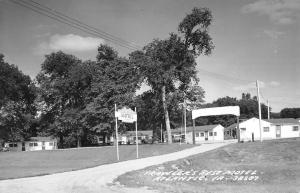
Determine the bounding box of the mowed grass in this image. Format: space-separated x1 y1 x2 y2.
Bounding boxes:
117 138 300 193
0 143 194 180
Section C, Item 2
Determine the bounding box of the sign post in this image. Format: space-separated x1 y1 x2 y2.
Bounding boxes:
114 104 119 161
115 106 138 159
135 107 138 158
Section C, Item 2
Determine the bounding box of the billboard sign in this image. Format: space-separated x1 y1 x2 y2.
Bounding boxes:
192 106 240 119
115 107 137 123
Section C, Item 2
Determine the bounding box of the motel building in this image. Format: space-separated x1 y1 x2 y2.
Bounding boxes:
168 124 225 144
4 137 57 151
225 117 300 142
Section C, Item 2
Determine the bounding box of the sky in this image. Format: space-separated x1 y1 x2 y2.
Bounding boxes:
0 0 299 112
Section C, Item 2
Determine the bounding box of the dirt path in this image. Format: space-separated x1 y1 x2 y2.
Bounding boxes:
0 142 235 193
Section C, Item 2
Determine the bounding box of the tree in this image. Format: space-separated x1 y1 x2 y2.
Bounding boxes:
36 51 86 147
0 54 37 141
82 45 140 139
280 108 300 118
130 7 213 143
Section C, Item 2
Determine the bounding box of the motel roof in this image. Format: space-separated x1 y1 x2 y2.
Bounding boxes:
125 130 153 136
225 118 300 130
171 124 221 134
264 118 300 125
30 137 57 142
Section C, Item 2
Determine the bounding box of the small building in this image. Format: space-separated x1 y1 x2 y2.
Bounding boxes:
225 117 300 142
266 118 300 139
4 137 57 151
100 130 153 145
224 123 238 140
125 130 153 144
168 124 225 144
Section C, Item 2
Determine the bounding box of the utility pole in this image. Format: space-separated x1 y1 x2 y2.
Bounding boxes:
256 80 262 142
267 100 270 120
184 98 187 144
192 119 196 144
135 107 138 159
115 104 119 161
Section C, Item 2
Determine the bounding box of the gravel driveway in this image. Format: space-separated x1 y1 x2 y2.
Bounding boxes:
0 142 234 193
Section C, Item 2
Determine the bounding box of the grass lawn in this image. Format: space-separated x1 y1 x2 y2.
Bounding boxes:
116 138 300 193
0 143 194 180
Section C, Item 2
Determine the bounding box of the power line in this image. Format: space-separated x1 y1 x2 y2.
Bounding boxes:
9 0 142 51
27 0 142 49
259 89 268 103
197 67 253 84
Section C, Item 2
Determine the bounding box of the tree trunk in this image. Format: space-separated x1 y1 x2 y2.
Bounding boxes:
77 129 81 148
59 134 64 149
161 85 172 144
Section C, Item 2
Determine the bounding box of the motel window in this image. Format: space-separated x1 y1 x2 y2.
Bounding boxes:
240 128 246 131
195 133 200 137
263 127 270 132
200 133 204 137
49 142 54 146
209 132 213 136
214 132 217 136
293 126 299 131
30 142 38 147
226 131 230 135
8 143 17 147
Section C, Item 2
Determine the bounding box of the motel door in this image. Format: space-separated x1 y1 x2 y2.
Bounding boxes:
42 141 45 150
204 131 208 141
22 142 25 151
276 125 281 138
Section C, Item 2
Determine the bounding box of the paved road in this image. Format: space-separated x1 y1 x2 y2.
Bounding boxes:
0 142 235 193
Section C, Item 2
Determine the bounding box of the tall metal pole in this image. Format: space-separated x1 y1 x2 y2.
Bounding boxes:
237 116 240 142
192 119 196 144
115 104 119 161
256 80 262 142
184 98 187 144
267 100 270 120
135 107 138 159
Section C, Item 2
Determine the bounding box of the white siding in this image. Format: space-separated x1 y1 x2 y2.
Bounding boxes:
187 125 224 144
26 141 43 151
44 141 56 150
274 124 300 138
239 118 274 141
213 125 224 141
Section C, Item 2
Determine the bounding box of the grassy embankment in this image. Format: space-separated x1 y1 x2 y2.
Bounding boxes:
117 138 300 193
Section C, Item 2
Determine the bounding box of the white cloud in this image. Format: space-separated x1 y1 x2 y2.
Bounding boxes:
263 29 285 39
233 81 280 91
269 81 280 86
233 81 266 91
34 34 105 54
242 0 300 24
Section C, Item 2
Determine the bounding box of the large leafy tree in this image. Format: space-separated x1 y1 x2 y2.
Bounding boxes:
130 7 213 143
37 46 140 148
82 45 140 138
135 85 205 142
0 54 37 141
36 51 89 147
280 108 300 118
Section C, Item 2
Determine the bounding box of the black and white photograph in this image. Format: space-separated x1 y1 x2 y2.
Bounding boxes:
0 0 299 192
